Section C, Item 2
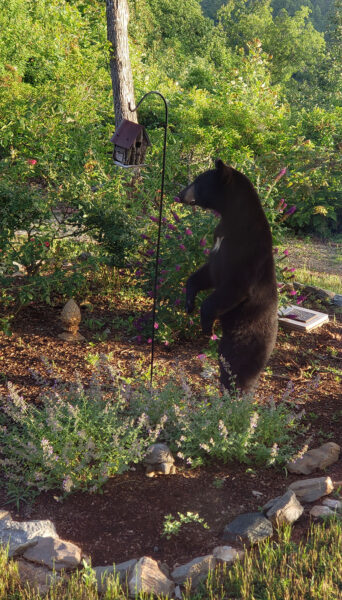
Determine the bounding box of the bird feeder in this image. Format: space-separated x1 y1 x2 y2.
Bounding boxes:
110 119 151 168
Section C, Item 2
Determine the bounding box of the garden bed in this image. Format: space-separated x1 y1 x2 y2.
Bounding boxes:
0 297 341 568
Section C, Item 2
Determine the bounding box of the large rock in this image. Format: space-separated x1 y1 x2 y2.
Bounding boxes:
94 559 137 593
128 557 175 597
17 559 61 596
212 546 244 564
263 490 304 525
171 555 216 588
223 513 273 546
23 536 82 571
0 519 57 558
288 477 334 503
287 442 340 475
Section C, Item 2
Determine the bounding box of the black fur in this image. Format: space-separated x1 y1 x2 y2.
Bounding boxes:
178 159 278 393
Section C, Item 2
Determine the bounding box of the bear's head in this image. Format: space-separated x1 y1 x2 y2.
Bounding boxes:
176 159 256 216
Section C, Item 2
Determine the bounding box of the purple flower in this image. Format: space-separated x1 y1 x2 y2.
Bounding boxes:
146 249 154 256
174 196 181 203
203 249 210 255
136 335 142 343
168 223 176 231
175 265 181 271
199 238 207 247
165 234 171 240
172 211 181 223
149 215 158 223
141 234 149 240
174 298 181 305
179 244 186 251
273 247 279 254
162 217 167 223
297 295 307 304
275 167 287 182
285 205 297 216
185 228 192 236
135 269 142 277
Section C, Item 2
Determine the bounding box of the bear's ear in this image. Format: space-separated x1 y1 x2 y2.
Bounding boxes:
215 159 233 183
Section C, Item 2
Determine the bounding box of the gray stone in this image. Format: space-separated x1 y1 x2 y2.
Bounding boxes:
288 476 334 503
0 519 57 558
23 536 82 571
212 546 244 564
333 294 342 307
0 510 11 522
309 505 335 518
94 559 137 593
171 555 216 588
287 442 340 475
263 490 304 525
128 556 175 597
322 498 342 511
223 513 273 545
17 559 62 596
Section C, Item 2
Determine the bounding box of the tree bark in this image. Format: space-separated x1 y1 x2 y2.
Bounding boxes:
106 0 138 128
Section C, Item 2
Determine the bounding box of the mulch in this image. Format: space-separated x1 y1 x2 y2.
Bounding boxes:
0 299 341 567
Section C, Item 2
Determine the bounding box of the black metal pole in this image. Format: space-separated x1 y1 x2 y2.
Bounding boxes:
129 91 168 387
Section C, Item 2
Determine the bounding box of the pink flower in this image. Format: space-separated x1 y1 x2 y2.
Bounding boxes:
179 244 186 251
147 338 152 344
185 228 192 236
164 341 169 346
27 159 37 166
199 238 207 247
197 353 207 360
275 167 287 182
289 290 297 296
154 322 159 330
175 265 181 271
211 334 218 341
297 295 306 304
283 249 289 256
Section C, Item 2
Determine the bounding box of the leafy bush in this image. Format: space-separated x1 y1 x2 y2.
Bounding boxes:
0 365 163 505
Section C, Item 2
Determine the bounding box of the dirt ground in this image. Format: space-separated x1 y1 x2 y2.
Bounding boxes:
0 293 341 568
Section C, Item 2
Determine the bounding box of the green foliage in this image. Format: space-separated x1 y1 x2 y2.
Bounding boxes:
162 511 209 539
0 363 163 505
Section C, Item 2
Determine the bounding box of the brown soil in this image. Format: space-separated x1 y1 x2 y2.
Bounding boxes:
0 299 341 569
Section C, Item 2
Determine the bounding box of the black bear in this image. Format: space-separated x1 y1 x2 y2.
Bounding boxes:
177 159 278 394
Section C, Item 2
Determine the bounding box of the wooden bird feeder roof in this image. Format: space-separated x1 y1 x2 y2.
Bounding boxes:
110 119 151 149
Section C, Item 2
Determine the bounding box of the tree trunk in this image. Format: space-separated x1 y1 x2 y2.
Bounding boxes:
106 0 138 129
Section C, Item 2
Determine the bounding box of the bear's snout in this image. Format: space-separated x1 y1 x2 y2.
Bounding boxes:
178 183 196 206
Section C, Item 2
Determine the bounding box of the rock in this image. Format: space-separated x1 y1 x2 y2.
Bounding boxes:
23 536 82 571
94 559 137 593
263 490 304 525
128 556 174 597
309 505 335 518
174 584 182 599
288 476 334 503
17 559 61 596
212 546 244 564
287 442 340 475
0 519 57 558
322 498 342 511
144 443 176 477
252 490 263 497
333 294 342 307
0 510 11 522
222 513 273 546
171 555 216 588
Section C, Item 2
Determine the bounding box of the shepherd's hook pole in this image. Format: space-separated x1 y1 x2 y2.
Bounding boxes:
129 91 168 388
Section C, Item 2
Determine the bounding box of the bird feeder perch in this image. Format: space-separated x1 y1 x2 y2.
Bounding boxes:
110 119 151 168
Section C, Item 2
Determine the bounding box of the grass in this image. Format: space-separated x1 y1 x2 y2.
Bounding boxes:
1 518 341 599
295 266 342 295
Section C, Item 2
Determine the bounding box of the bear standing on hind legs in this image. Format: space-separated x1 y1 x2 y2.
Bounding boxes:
177 159 278 394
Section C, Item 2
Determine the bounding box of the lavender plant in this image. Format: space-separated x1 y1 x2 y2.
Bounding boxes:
0 362 164 505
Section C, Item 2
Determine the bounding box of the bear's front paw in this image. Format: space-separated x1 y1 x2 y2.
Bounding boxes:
186 297 195 314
